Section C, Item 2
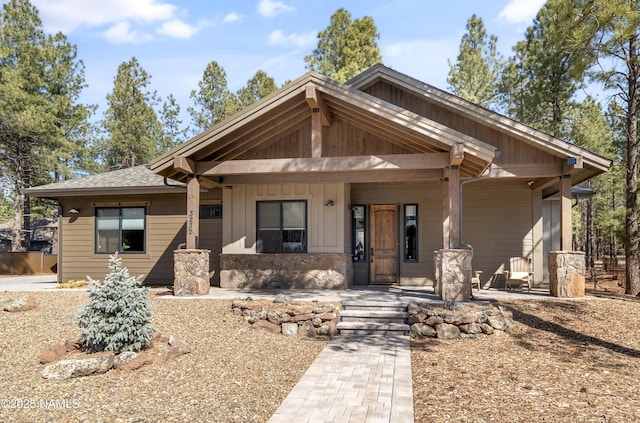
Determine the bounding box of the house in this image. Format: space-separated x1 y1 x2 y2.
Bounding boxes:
27 65 611 297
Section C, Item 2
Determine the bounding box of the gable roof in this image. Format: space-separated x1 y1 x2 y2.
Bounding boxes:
347 64 612 175
149 71 498 182
25 165 185 199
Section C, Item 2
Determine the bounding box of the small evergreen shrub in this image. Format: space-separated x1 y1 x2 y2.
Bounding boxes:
76 254 155 353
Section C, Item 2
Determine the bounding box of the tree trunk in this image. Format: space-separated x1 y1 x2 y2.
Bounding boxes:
11 138 26 252
625 36 640 295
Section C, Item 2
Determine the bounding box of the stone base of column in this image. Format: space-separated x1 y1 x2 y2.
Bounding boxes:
173 249 211 296
434 249 472 302
548 251 585 297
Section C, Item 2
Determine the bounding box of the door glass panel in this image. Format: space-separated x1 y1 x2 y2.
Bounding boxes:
352 206 366 262
404 204 418 261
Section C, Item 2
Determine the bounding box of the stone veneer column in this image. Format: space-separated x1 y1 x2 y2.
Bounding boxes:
173 249 211 296
548 251 585 297
434 249 472 302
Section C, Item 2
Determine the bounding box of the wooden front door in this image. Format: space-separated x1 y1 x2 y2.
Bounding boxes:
369 205 398 284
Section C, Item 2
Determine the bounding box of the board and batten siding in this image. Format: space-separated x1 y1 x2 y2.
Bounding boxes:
222 183 348 254
58 192 222 285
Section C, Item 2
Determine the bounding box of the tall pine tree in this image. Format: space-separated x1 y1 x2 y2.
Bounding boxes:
447 14 503 109
0 0 93 251
101 57 162 169
188 61 240 132
237 70 277 109
304 8 381 83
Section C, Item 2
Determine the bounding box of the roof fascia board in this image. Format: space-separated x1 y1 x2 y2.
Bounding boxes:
349 66 612 172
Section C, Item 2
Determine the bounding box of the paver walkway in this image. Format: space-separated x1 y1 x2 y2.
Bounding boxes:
268 335 413 423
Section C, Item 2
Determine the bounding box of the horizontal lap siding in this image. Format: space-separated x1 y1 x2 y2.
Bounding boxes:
59 192 222 286
462 180 533 287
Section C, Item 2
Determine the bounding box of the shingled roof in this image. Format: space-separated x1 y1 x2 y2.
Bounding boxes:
26 165 186 199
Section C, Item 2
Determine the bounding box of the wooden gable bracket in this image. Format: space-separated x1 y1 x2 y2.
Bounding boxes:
562 156 583 175
174 156 195 174
305 85 331 127
450 143 464 166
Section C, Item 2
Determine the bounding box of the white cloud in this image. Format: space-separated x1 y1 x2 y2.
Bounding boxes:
267 30 316 48
103 21 146 44
257 0 294 18
223 12 245 23
498 0 546 25
157 19 198 39
33 0 176 33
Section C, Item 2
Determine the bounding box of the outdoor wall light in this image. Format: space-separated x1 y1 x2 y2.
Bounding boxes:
325 200 335 207
68 208 80 214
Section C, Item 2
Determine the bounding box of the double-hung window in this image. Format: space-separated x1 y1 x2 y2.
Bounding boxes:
257 200 307 253
95 207 146 254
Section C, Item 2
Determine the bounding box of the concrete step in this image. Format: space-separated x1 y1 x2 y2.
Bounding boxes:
336 321 410 336
340 309 407 324
341 300 408 312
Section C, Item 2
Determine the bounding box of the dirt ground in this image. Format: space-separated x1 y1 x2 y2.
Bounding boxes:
412 267 640 422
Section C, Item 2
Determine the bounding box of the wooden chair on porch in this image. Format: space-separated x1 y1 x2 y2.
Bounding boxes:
503 257 533 291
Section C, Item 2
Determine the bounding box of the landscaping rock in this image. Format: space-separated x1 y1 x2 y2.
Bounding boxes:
480 323 495 335
435 323 461 340
273 293 292 304
410 323 437 338
281 322 298 336
114 351 139 369
42 352 115 379
487 314 508 330
443 312 478 325
460 323 483 334
3 296 36 312
267 309 291 325
168 339 192 355
298 320 316 338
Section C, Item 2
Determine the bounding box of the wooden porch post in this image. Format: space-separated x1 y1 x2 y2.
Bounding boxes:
186 176 200 249
448 165 461 248
560 175 572 251
442 176 450 249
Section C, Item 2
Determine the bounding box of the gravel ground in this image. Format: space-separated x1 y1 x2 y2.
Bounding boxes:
0 291 327 423
412 296 640 422
4 287 640 422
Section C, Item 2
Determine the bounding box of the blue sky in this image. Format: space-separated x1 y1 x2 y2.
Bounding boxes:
30 0 547 124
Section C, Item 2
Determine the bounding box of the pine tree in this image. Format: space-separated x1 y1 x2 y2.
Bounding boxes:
159 94 188 151
188 60 240 132
237 70 277 109
499 0 587 137
101 57 162 169
571 0 640 295
447 14 503 108
0 0 93 251
77 254 155 353
304 8 381 83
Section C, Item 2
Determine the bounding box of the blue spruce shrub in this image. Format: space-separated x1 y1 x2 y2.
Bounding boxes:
77 254 155 353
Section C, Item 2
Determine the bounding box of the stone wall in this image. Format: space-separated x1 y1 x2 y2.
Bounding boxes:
231 298 341 338
549 251 585 297
173 249 210 296
434 249 473 302
408 301 514 339
220 254 351 289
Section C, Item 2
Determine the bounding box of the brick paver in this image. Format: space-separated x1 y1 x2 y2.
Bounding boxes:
268 335 413 423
